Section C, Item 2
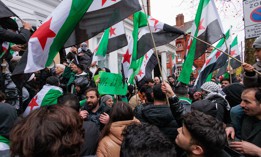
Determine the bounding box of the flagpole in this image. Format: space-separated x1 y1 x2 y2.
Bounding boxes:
222 34 233 83
189 34 261 76
140 1 170 105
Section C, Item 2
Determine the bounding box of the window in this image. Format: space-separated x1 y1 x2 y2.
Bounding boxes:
176 42 183 51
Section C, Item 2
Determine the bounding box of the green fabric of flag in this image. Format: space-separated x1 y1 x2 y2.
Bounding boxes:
95 28 110 57
178 0 223 84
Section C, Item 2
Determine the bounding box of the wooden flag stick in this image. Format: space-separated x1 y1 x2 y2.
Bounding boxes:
190 34 261 76
140 1 170 105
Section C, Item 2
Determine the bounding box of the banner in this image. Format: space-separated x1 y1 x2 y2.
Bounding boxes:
98 72 127 95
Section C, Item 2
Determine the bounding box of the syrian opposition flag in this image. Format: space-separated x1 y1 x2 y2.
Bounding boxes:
216 36 241 77
0 42 10 58
136 49 158 84
178 0 224 84
12 0 141 88
194 29 230 89
64 0 141 47
0 1 17 18
124 11 183 84
92 21 127 62
229 36 241 69
122 37 134 83
131 12 184 66
23 84 63 117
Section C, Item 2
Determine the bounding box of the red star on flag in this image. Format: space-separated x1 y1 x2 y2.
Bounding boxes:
138 70 144 77
205 58 211 65
230 50 236 56
150 18 159 27
145 53 148 60
215 51 221 58
198 19 205 31
102 0 116 6
31 18 56 50
123 50 131 63
109 27 116 37
29 96 39 111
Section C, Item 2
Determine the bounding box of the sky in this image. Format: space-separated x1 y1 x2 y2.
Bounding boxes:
150 0 245 46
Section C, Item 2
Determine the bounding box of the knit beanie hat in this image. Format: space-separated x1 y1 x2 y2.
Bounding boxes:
101 95 113 104
201 81 220 93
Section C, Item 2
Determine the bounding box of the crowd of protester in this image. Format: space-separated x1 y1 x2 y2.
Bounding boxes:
0 16 261 157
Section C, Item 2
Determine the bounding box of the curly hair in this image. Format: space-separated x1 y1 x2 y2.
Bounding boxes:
10 105 84 157
183 110 227 157
121 123 176 157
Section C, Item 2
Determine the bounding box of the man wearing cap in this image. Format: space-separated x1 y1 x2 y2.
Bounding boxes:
242 36 261 87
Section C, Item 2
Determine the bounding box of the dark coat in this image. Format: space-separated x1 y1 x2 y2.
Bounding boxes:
80 121 100 156
241 116 261 157
0 26 31 58
83 102 111 130
142 104 179 141
243 61 261 88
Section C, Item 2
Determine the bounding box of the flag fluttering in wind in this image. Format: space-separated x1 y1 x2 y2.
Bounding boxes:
229 36 241 69
123 11 183 84
216 36 241 78
0 1 17 18
93 21 127 62
64 0 141 47
131 11 184 68
178 0 224 84
23 85 63 117
194 29 230 89
12 0 141 88
136 49 158 84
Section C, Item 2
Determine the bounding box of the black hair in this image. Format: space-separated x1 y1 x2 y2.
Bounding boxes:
153 84 166 101
58 93 80 111
46 76 60 86
182 111 227 157
174 83 189 97
121 123 176 157
243 87 261 104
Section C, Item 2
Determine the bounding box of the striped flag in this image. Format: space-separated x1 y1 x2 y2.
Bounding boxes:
178 0 224 84
0 1 17 18
93 21 127 62
12 0 141 88
23 84 63 117
194 29 230 89
230 36 241 69
136 49 158 84
124 11 183 84
216 36 241 78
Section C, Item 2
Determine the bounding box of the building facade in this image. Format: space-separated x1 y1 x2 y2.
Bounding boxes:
3 0 177 80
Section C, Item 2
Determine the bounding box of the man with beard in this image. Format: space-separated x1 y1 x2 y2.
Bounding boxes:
226 87 261 157
80 88 111 130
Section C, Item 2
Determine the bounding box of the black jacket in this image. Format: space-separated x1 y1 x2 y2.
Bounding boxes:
80 121 100 156
141 96 184 141
0 26 31 57
241 116 261 157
